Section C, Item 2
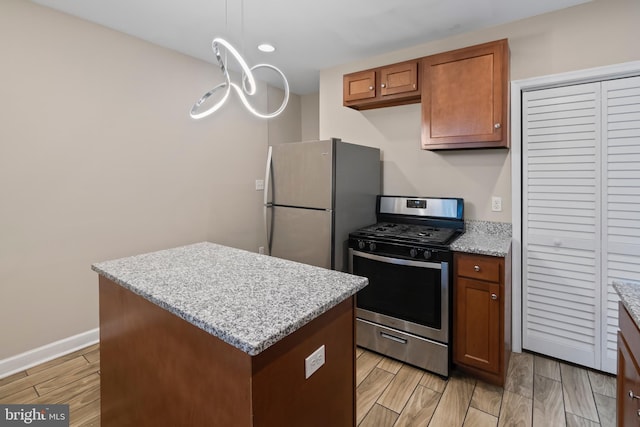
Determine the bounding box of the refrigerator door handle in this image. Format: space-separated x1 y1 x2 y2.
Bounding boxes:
264 146 273 255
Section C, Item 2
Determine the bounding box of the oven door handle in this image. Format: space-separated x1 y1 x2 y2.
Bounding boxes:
350 249 442 270
380 332 408 345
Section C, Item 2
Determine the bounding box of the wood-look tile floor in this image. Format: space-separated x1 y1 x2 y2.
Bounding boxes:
0 344 100 427
0 345 616 427
356 348 617 427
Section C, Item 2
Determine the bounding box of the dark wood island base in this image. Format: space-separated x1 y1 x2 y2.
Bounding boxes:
99 276 356 427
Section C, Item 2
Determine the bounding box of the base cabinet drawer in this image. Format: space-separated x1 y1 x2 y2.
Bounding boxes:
457 253 501 282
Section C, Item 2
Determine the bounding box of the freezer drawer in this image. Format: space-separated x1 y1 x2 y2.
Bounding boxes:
268 206 333 269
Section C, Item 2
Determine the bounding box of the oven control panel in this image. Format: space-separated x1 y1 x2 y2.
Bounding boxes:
349 238 451 263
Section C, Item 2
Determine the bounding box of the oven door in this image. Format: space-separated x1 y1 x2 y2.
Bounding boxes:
349 248 449 343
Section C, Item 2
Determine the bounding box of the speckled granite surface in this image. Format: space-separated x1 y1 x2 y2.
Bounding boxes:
450 220 512 257
614 280 640 328
92 242 368 356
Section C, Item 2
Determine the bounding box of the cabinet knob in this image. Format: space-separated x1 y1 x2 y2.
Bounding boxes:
413 84 416 89
491 293 498 300
381 83 386 88
474 265 481 272
494 123 501 129
629 390 640 400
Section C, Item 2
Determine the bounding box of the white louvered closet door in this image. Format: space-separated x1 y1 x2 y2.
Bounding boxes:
523 76 640 374
601 76 640 373
523 83 602 369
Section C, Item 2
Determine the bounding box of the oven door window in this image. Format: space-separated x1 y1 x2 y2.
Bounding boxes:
353 254 442 329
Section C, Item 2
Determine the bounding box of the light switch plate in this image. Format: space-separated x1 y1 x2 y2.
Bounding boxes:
305 345 325 379
255 179 265 191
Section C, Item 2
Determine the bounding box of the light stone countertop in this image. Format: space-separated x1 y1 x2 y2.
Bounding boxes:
450 220 512 257
614 280 640 329
92 242 368 356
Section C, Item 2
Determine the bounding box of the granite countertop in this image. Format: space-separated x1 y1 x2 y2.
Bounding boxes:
614 280 640 328
450 220 512 257
92 242 368 356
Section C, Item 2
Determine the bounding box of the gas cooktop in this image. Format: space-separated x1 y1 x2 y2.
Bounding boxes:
351 222 459 246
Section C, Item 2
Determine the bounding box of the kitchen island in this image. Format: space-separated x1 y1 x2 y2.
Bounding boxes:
92 242 368 427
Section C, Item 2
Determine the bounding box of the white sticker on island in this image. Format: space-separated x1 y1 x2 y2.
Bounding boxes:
305 345 325 379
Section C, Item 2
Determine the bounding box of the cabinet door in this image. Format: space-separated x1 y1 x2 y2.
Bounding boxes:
380 62 418 97
343 70 376 102
421 39 508 150
618 332 640 426
455 277 500 374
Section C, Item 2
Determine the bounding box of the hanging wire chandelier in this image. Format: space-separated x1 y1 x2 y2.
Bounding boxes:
190 37 289 120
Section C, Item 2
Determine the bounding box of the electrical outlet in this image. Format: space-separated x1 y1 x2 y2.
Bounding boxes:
255 179 264 191
258 246 264 255
491 196 502 212
305 345 325 379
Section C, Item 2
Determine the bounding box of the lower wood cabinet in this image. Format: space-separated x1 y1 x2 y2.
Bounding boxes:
617 302 640 426
454 251 511 386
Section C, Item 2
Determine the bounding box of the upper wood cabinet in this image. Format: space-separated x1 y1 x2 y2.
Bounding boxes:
343 70 376 103
380 62 418 96
342 39 510 150
343 60 420 110
421 39 509 150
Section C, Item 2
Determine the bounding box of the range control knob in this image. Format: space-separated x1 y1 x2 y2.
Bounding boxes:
358 240 366 250
423 250 433 260
369 242 377 251
409 248 418 258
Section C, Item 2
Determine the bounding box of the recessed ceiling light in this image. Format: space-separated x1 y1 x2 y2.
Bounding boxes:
258 43 276 53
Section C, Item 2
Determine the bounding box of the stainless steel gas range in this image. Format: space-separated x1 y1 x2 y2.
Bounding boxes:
348 195 464 377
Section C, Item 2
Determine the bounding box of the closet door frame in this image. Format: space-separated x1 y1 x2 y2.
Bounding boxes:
510 61 640 354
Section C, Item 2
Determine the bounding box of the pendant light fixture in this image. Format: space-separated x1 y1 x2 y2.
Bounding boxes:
190 1 289 120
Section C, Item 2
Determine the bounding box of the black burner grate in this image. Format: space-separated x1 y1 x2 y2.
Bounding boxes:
352 222 458 247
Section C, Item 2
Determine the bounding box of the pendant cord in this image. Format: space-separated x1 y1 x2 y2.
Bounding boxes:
224 0 228 71
240 0 245 56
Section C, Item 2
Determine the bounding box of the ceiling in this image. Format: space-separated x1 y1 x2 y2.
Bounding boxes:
31 0 590 95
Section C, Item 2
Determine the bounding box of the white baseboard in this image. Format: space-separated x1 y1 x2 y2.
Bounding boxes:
0 328 99 379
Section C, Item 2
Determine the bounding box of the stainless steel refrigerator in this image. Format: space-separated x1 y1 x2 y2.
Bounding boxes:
264 138 380 272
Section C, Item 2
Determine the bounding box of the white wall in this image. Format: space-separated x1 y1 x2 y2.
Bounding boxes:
0 0 300 361
301 93 320 141
267 85 302 145
319 0 640 221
